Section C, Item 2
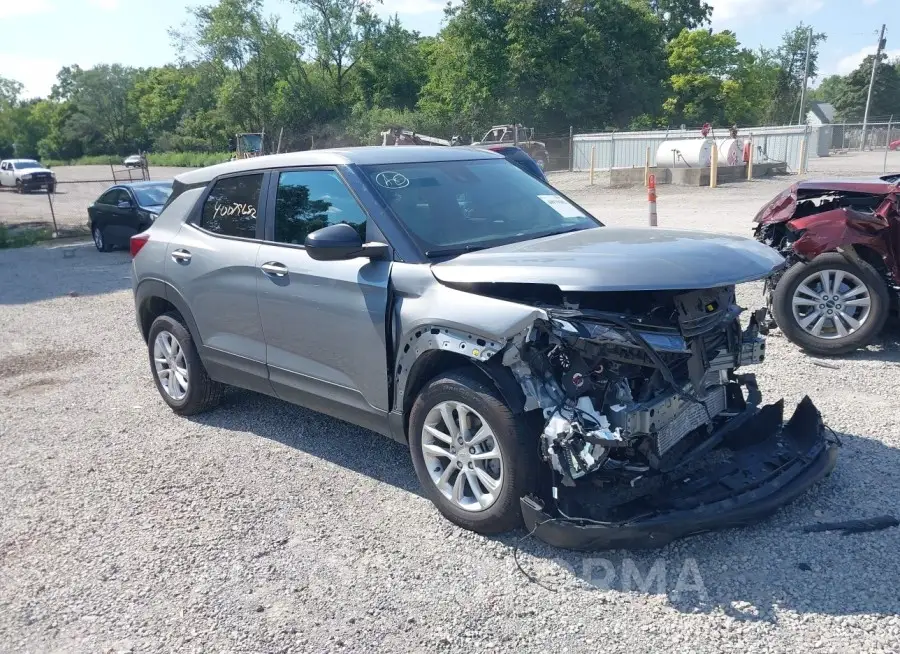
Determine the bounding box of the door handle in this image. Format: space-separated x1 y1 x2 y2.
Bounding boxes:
260 262 288 277
171 249 192 263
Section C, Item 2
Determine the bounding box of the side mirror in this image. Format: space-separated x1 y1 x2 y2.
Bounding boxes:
117 200 133 209
304 223 389 261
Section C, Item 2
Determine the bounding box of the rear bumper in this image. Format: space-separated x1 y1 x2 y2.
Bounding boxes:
521 396 838 551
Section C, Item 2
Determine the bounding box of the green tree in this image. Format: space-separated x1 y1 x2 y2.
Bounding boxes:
663 29 744 126
767 24 826 123
810 74 845 107
0 76 24 158
291 0 378 105
831 54 900 121
353 13 428 112
420 0 667 135
641 0 712 42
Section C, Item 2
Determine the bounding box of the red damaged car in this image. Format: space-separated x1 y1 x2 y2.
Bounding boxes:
753 173 900 355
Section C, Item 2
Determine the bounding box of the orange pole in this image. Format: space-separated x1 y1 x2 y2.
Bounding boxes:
648 174 658 227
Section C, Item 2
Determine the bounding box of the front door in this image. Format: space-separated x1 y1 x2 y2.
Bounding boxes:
165 171 272 395
0 162 13 187
256 168 391 426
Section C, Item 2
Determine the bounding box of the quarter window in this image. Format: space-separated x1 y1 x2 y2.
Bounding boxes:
200 174 263 239
273 170 367 245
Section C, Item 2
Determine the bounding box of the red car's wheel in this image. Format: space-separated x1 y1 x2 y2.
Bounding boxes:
772 253 890 355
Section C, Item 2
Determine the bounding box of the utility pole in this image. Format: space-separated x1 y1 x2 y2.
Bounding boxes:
798 27 812 126
861 24 886 151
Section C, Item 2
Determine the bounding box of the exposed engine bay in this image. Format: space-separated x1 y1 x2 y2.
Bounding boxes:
488 284 837 549
501 286 765 483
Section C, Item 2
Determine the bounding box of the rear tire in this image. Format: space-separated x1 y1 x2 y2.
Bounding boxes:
148 312 224 416
772 252 889 355
408 369 539 535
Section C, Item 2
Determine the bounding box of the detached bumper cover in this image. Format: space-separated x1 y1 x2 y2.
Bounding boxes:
522 396 838 551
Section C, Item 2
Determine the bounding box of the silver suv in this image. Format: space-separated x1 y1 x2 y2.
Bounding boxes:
131 147 837 550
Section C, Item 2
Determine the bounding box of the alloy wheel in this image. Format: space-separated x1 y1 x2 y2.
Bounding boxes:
791 268 872 340
153 330 189 400
421 400 504 512
93 227 104 251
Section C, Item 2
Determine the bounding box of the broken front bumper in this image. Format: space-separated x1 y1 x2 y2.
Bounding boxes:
521 396 838 551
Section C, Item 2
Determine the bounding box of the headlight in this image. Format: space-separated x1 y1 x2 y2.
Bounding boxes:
22 173 32 180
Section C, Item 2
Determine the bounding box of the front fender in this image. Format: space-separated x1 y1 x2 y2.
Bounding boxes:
788 208 890 262
390 263 546 413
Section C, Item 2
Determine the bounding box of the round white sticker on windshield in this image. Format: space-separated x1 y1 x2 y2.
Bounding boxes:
375 171 410 189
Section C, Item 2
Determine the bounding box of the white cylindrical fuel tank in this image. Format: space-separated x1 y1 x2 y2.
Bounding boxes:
716 138 740 166
656 139 712 168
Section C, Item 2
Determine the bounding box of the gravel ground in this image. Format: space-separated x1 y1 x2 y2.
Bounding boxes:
1 157 900 653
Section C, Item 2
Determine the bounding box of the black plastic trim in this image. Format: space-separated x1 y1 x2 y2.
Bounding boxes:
522 399 839 551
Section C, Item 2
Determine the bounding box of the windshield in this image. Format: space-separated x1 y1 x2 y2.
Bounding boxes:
360 159 599 256
14 161 42 170
133 184 172 207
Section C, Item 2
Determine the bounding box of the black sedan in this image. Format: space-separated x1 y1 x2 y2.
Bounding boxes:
89 181 172 252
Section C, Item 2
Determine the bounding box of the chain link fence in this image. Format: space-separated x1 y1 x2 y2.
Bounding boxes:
827 122 899 152
0 162 151 237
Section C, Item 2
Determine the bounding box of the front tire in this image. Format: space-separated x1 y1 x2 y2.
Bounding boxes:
147 312 224 415
772 252 889 355
408 369 539 535
15 180 24 194
92 225 111 252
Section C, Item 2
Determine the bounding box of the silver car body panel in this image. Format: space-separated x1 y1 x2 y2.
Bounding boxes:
256 243 392 414
431 227 786 291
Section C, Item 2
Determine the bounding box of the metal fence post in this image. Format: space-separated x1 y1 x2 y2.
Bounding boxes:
610 132 616 169
589 146 596 185
46 189 59 237
747 134 754 181
885 116 894 174
710 142 718 188
644 146 651 187
798 132 807 175
568 126 574 172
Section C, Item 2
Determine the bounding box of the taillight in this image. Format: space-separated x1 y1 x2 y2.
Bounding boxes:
130 233 149 258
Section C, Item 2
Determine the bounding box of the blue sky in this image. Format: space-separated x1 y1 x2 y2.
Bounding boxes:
0 0 894 100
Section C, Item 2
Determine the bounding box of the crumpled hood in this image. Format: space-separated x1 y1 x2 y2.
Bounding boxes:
754 179 899 225
431 226 785 292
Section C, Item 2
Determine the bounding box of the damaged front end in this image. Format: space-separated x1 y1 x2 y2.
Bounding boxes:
753 181 900 290
500 286 838 550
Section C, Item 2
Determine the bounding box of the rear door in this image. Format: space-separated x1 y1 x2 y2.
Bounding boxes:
256 167 392 424
166 171 273 395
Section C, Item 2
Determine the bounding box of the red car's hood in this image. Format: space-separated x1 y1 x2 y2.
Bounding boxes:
754 178 899 225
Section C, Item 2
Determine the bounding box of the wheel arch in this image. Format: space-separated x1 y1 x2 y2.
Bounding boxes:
399 349 527 441
135 279 203 347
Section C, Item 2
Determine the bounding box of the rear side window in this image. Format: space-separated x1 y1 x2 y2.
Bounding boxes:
200 173 263 239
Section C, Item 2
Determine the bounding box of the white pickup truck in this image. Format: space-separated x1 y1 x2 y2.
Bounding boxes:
0 159 57 193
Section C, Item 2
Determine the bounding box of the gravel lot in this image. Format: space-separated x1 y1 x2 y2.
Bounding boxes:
1 152 900 653
0 166 189 234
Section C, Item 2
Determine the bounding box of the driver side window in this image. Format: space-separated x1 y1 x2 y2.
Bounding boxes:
273 170 368 245
98 189 120 205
